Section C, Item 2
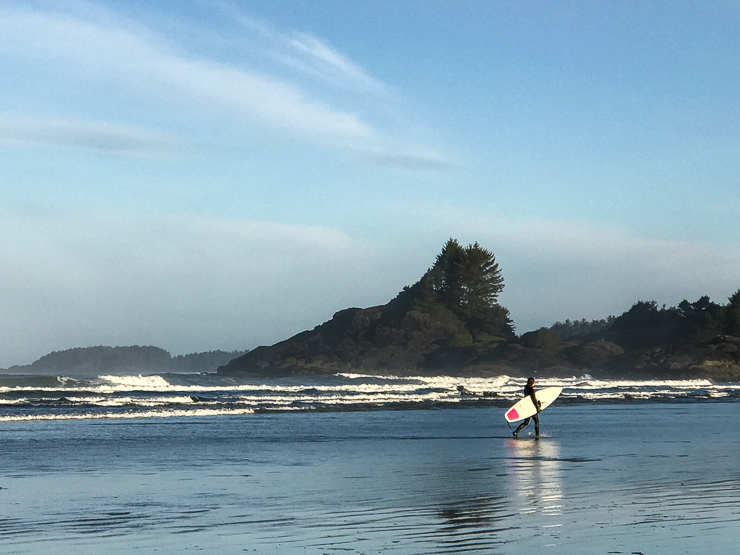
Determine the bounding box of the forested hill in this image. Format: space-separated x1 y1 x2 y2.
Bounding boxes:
5 346 248 376
523 293 740 381
219 239 740 381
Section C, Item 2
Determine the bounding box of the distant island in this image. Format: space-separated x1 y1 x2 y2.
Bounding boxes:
4 346 248 376
218 239 740 382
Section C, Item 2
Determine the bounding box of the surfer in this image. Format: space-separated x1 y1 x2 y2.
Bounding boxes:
513 377 541 438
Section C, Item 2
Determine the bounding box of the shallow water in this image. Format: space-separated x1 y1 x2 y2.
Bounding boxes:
1 403 739 554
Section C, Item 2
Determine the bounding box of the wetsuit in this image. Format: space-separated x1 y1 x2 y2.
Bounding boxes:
513 383 540 437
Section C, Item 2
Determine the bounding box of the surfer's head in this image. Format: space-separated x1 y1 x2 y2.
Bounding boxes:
527 377 535 385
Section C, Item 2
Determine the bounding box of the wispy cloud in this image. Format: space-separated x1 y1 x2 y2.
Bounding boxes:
358 147 458 171
0 3 450 168
285 32 387 96
217 5 388 97
0 116 178 155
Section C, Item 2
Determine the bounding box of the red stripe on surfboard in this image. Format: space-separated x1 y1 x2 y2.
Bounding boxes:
507 408 518 420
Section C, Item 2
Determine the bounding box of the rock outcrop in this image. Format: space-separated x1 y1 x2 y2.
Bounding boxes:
218 243 740 381
218 305 464 377
219 314 740 381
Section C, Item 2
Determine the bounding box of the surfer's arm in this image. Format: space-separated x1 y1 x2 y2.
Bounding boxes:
530 392 541 412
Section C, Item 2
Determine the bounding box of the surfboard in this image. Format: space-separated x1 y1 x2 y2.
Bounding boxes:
504 386 562 422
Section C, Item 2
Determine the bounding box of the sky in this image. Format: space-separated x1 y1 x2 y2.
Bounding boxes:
1 0 739 367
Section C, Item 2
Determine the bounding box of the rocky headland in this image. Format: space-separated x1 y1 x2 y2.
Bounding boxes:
219 241 740 381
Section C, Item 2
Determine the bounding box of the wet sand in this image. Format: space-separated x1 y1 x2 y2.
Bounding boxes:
1 403 739 554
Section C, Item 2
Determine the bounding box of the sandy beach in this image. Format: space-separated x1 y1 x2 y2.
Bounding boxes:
1 402 739 554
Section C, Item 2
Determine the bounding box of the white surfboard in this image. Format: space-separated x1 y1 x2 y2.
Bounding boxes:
504 386 562 422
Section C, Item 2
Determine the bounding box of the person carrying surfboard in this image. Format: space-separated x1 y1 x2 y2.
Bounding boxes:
513 377 541 438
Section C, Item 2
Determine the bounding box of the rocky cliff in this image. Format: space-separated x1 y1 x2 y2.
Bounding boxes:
219 318 740 381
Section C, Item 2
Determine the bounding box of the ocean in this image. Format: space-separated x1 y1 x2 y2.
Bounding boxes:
1 373 739 553
2 373 739 421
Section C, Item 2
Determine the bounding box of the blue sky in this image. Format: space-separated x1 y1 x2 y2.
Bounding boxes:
1 0 739 367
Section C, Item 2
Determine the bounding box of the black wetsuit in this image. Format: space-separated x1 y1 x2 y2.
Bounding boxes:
513 384 540 437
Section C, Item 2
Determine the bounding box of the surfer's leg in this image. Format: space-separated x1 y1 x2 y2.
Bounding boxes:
513 417 530 437
533 413 540 437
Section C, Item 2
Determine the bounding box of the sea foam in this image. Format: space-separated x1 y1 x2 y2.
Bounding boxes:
0 372 737 421
98 374 172 389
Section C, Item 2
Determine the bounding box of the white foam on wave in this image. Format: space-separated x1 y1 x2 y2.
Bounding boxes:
338 374 518 397
0 379 464 395
5 373 727 399
562 378 715 389
0 398 29 405
0 395 208 408
2 373 737 419
3 374 489 394
235 391 459 407
339 373 512 388
338 373 414 380
0 407 255 422
94 395 198 407
98 374 172 389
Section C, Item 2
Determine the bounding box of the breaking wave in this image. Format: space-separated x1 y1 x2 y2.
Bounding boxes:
0 372 738 421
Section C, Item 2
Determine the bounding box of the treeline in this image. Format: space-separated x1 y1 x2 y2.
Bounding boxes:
8 346 249 375
550 291 740 348
550 317 617 340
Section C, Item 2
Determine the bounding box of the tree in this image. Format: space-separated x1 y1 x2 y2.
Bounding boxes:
456 241 505 314
423 238 510 337
550 316 616 340
430 238 466 309
677 295 724 344
725 289 740 337
430 239 504 316
608 300 685 348
390 239 512 339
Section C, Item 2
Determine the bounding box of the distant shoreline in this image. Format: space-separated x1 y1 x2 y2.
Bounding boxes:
2 345 248 377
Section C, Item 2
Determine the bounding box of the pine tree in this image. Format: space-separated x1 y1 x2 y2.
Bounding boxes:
456 242 505 314
393 239 512 338
430 239 504 315
430 238 466 309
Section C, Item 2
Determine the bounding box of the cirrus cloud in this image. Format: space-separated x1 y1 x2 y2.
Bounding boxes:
0 3 451 168
0 116 179 154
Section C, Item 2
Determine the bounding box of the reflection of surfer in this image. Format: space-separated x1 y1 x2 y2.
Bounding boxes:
513 377 541 438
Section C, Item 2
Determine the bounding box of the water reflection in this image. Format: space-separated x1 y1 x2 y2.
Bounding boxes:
506 439 563 516
421 439 566 552
437 495 508 531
